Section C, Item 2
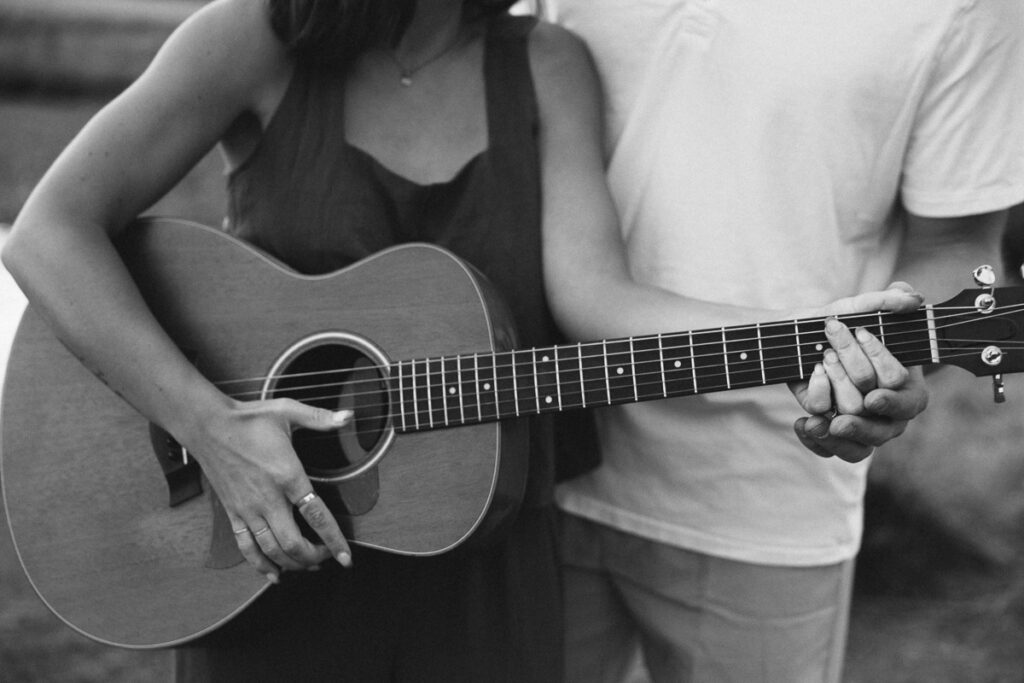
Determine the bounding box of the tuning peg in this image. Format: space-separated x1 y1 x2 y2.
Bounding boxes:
973 265 996 287
993 374 1006 403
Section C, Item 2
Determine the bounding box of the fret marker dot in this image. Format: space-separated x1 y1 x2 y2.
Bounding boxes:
739 352 748 361
448 388 457 395
674 361 682 368
616 367 624 375
542 355 550 362
545 396 553 404
483 383 491 391
815 343 824 352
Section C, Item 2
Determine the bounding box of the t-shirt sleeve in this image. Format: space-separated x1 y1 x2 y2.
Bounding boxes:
901 0 1024 218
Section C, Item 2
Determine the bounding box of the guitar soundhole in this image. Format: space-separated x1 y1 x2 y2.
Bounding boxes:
267 341 391 477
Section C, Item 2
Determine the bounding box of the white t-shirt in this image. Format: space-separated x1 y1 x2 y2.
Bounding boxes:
547 0 1024 565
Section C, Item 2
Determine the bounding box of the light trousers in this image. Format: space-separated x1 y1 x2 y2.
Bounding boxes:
560 512 853 683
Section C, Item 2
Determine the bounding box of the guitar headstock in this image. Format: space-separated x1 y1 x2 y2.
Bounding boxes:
932 276 1024 387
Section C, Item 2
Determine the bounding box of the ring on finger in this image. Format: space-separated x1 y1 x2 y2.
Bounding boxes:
252 526 272 537
295 491 318 509
232 527 251 536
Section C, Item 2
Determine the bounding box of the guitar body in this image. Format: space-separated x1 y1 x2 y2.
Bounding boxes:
1 217 526 648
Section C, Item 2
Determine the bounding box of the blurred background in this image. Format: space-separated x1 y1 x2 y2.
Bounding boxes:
1 1 1023 681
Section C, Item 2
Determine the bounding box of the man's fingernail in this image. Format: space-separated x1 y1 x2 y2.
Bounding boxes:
825 317 843 334
337 552 352 568
265 573 279 584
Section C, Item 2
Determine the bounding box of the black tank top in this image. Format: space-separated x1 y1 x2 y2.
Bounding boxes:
224 14 580 506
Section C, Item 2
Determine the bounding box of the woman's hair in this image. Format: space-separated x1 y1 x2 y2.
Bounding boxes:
268 0 520 67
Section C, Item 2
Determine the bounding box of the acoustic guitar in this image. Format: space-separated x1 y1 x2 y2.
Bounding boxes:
3 217 1022 648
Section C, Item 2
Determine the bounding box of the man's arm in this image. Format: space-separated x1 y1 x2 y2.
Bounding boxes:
897 210 1009 301
529 21 926 462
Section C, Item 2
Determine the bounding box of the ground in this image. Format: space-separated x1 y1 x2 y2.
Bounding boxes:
1 93 1023 683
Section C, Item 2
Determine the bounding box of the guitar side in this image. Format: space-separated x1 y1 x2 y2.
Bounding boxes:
1 218 525 648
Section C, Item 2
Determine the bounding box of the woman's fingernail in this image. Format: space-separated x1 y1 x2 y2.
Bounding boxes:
337 552 352 568
265 572 279 584
855 327 873 343
331 410 353 427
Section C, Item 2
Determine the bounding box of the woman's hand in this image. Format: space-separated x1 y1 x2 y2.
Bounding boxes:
788 282 929 462
183 397 355 583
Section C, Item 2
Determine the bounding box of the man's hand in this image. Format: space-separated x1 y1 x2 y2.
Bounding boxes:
788 283 929 462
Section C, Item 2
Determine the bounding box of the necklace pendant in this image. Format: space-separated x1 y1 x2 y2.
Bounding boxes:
400 75 413 87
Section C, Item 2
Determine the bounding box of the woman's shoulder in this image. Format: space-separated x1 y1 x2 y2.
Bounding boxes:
152 0 292 101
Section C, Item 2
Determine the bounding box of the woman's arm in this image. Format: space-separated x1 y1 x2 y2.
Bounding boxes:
2 0 351 579
527 22 927 462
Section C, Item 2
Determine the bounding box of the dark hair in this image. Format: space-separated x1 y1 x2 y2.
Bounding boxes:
268 0 519 68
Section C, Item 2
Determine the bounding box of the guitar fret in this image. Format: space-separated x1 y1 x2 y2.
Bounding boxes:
398 360 407 431
492 352 500 415
474 353 482 422
629 337 639 402
756 323 766 384
536 350 544 413
511 351 521 417
795 321 804 380
721 328 731 390
440 356 450 427
878 311 885 346
658 334 667 398
602 340 611 404
554 345 563 411
578 342 586 409
412 359 421 430
425 358 435 429
457 355 466 425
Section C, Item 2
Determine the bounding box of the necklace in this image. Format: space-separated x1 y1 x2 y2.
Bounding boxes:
389 27 470 87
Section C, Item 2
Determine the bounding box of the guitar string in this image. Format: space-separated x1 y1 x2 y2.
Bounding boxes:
209 304 1023 401
201 306 1024 442
280 341 1024 427
208 302 1004 393
214 307 1024 416
209 303 1007 393
209 304 984 389
281 345 1018 446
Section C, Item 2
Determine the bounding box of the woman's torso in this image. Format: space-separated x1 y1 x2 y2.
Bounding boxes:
221 13 559 505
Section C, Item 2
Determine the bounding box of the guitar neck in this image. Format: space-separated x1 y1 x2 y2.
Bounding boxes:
391 306 938 432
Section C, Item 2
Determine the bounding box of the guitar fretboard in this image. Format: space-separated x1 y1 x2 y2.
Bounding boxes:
392 307 936 432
